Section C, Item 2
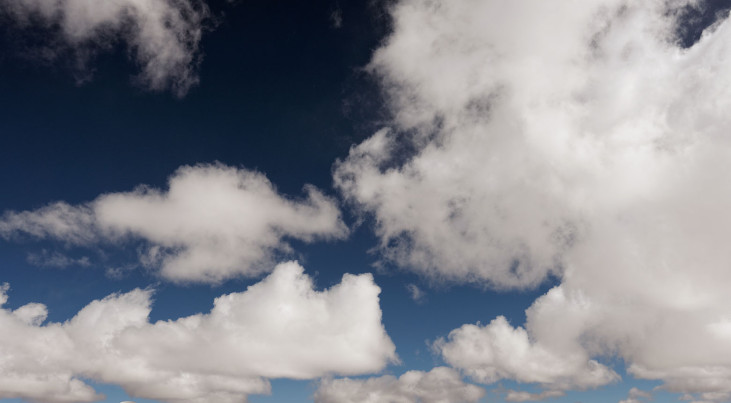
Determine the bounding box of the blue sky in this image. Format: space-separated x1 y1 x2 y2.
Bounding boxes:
2 0 731 402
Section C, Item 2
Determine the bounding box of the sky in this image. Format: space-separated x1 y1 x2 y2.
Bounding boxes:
1 0 731 402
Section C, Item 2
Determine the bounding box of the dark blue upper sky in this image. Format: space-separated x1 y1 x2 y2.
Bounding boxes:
2 1 731 403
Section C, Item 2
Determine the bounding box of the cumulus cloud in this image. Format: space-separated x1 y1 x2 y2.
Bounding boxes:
618 387 653 403
0 0 210 95
436 316 618 390
0 163 347 283
336 0 731 399
314 367 485 403
0 261 397 403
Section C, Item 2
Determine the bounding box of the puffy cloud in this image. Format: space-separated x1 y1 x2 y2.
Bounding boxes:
0 261 397 402
0 163 347 283
337 0 731 399
0 0 210 96
314 367 485 403
436 316 618 390
618 387 652 403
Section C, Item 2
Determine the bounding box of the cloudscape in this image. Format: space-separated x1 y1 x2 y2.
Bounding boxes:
2 0 731 402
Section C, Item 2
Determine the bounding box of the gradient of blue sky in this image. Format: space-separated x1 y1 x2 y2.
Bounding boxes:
2 1 731 403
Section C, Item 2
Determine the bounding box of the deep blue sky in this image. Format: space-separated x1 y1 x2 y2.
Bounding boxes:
2 1 731 402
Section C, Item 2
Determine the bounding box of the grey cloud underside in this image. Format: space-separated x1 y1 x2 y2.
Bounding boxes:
0 163 348 283
337 0 731 400
314 367 485 403
0 0 210 96
0 262 396 403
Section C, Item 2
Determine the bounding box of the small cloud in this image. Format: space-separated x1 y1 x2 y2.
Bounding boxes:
26 250 90 268
406 283 425 303
105 265 137 280
330 5 343 29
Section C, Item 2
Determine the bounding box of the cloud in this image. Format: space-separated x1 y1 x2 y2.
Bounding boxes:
336 0 731 399
436 315 618 390
314 367 485 403
504 389 565 402
26 250 90 268
0 261 397 403
618 387 653 403
0 163 347 283
330 5 343 29
405 283 425 303
0 0 210 96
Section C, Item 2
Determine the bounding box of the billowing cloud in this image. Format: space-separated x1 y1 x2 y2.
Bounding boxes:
0 163 347 283
0 0 210 96
436 315 618 390
0 261 397 403
314 367 485 403
336 0 731 399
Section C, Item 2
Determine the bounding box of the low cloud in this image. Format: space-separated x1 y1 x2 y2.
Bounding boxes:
505 389 565 402
618 387 653 403
0 163 348 283
0 0 210 96
314 367 484 403
436 316 619 390
0 261 397 402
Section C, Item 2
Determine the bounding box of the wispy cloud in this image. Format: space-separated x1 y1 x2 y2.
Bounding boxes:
315 367 484 403
0 0 211 96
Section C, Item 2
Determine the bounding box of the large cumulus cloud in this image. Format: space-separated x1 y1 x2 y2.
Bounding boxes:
0 261 397 403
0 163 347 283
336 0 731 400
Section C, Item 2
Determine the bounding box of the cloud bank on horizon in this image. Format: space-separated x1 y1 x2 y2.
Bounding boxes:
314 367 485 403
335 0 731 401
0 262 396 402
2 0 731 402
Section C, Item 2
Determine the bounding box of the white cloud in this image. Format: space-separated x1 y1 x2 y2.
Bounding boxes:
618 387 652 403
314 367 485 403
0 0 210 96
0 163 347 283
0 261 397 403
337 0 731 399
504 389 565 402
436 315 618 390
